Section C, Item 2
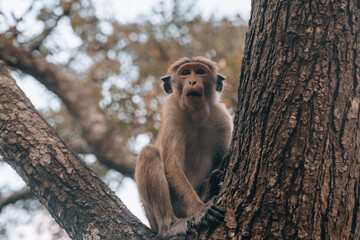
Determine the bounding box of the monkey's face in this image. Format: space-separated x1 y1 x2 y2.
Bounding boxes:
161 57 226 111
176 62 214 110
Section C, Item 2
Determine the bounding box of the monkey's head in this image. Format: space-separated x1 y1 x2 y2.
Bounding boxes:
161 57 225 111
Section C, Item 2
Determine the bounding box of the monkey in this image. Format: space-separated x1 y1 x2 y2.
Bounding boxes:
135 56 233 237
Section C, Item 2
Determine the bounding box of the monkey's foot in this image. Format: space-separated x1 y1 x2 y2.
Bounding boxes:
156 219 187 239
186 197 225 232
157 199 224 239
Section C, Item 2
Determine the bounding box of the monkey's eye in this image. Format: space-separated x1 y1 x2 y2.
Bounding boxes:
196 69 206 75
181 69 190 76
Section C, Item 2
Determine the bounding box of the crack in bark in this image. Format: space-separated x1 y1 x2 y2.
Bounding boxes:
350 181 360 237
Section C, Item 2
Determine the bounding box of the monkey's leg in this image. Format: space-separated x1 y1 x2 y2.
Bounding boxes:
135 145 180 236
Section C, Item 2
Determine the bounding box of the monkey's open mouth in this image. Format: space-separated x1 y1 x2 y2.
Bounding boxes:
186 91 202 97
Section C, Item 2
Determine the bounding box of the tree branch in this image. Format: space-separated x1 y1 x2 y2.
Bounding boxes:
65 136 92 154
0 44 136 178
0 187 33 212
0 62 154 239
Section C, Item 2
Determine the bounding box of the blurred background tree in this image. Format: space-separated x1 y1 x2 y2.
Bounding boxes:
0 0 247 238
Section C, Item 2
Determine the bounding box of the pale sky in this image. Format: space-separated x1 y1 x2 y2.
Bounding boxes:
0 0 251 239
112 0 251 22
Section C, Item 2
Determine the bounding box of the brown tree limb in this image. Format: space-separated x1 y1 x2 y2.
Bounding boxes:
0 62 154 239
64 136 92 154
0 187 33 212
0 44 136 178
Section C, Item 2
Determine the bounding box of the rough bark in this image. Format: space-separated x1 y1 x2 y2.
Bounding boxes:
0 44 136 178
0 63 154 239
202 0 360 239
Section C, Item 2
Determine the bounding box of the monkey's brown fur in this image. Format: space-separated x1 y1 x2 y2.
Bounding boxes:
135 56 233 236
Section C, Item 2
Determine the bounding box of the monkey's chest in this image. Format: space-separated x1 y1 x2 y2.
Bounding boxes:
183 131 218 188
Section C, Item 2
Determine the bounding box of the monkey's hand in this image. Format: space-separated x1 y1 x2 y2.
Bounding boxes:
186 197 224 234
205 168 222 202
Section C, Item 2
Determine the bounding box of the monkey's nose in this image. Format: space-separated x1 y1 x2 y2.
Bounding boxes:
189 81 197 86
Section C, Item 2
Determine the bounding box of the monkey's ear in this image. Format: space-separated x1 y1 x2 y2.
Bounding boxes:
161 75 172 94
216 74 225 92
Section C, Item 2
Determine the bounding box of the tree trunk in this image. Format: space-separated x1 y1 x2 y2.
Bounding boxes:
0 62 154 239
204 0 360 239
